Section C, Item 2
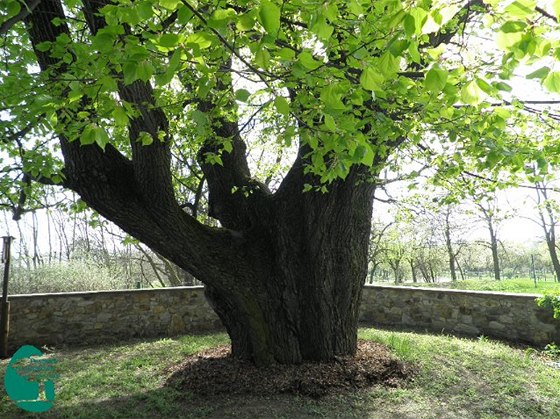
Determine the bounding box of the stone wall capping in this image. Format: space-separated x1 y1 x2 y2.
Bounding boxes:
363 284 542 298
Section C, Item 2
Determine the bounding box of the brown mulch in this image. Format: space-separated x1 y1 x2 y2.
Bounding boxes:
165 340 415 398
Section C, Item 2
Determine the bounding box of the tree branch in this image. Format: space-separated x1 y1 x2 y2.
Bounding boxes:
23 0 258 290
82 0 176 211
0 0 42 36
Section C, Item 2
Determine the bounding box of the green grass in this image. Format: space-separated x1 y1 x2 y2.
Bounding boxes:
388 278 560 294
1 329 560 418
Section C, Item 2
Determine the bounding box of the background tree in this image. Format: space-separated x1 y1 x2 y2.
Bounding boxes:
527 172 560 282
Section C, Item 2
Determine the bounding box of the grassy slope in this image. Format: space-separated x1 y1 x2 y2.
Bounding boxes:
386 278 560 294
1 330 559 418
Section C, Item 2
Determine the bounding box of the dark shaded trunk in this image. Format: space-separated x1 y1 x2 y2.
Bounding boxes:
456 257 465 281
444 211 457 281
545 238 560 283
409 259 417 283
489 222 500 281
203 166 375 364
535 181 560 283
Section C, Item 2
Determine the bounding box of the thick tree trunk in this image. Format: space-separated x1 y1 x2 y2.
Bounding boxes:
203 167 375 365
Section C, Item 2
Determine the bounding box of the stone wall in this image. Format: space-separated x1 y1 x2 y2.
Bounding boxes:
6 287 221 352
360 285 560 346
3 285 559 352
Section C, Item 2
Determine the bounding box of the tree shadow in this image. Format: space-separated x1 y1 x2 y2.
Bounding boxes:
2 385 371 419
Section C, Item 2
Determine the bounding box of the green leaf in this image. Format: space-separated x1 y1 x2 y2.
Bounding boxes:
424 65 448 92
543 71 560 93
137 2 153 20
311 16 334 40
259 0 281 37
324 114 336 132
35 42 52 52
360 67 384 91
403 14 416 37
112 107 129 126
408 8 427 35
6 1 21 19
138 131 153 146
158 34 180 48
177 6 194 24
354 144 374 166
186 32 213 49
504 0 536 18
461 80 485 105
526 66 550 80
389 40 409 57
439 5 460 25
136 60 154 82
222 140 233 154
276 47 295 60
500 20 527 33
475 78 494 95
168 48 183 72
408 41 421 63
274 96 290 116
348 0 363 16
486 150 501 168
378 53 399 77
298 51 322 70
123 62 137 85
320 85 346 110
237 12 256 31
255 46 271 69
80 124 96 145
323 4 339 21
493 81 512 92
191 109 209 130
554 0 560 19
235 89 251 102
212 8 236 22
92 32 115 53
160 0 180 11
93 126 110 150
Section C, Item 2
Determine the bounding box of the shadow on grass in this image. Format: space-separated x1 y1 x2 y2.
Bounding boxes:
2 385 364 419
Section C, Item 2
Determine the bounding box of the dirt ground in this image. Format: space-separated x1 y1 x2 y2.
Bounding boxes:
166 340 415 398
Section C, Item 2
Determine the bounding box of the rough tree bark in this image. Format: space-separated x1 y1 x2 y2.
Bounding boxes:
488 221 501 281
476 202 501 281
25 0 381 365
443 207 457 282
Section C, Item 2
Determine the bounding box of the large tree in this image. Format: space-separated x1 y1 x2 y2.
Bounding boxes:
1 0 558 365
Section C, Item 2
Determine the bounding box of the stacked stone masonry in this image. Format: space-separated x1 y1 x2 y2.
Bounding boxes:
4 285 559 351
6 287 222 352
359 285 560 346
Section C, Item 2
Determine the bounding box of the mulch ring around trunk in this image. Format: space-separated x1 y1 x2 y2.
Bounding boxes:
165 340 416 398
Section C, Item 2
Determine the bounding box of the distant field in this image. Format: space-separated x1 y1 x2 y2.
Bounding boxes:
377 278 560 294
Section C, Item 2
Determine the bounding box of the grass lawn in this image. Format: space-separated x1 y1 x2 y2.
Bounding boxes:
382 278 560 294
1 329 559 418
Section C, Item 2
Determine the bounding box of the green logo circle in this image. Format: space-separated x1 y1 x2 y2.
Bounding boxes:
4 345 57 413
